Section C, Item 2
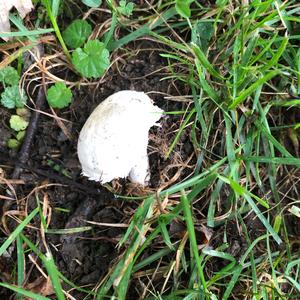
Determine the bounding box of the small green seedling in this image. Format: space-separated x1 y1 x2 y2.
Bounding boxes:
72 40 110 78
7 130 26 149
0 66 27 109
46 82 72 109
62 19 92 48
1 86 27 109
10 115 29 131
47 159 72 178
7 139 20 149
117 0 134 17
7 113 28 149
0 66 19 85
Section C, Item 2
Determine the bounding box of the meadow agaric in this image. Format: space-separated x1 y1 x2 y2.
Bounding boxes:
77 90 163 185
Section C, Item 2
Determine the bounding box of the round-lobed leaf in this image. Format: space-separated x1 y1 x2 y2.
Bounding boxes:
72 40 110 79
46 82 72 109
7 138 20 149
62 19 92 49
10 115 29 131
0 66 20 86
117 0 134 17
0 86 27 109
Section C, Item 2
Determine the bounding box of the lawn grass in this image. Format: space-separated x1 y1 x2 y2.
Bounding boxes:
0 0 300 299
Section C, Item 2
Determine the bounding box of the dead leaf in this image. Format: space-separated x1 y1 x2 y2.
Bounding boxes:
169 219 186 238
196 225 213 249
0 0 34 40
26 276 54 298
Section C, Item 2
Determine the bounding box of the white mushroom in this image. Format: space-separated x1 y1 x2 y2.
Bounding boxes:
77 90 163 185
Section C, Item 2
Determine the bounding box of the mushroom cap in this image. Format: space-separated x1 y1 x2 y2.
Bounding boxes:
77 90 163 184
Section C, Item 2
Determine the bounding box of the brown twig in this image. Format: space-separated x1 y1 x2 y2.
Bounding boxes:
12 86 45 179
0 155 103 196
1 86 45 216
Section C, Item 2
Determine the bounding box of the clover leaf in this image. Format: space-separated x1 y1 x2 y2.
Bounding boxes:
117 1 134 17
46 82 72 109
72 40 110 79
0 66 20 86
62 19 92 49
1 86 27 109
10 115 29 131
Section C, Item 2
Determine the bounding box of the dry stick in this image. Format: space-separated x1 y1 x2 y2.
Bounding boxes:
0 154 103 196
12 87 45 179
27 166 102 196
2 87 45 215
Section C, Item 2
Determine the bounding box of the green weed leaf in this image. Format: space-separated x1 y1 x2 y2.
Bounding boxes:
175 0 192 18
117 1 134 17
0 66 20 86
191 21 214 52
1 86 27 109
72 40 110 78
62 19 92 48
7 139 20 149
81 0 102 8
46 82 72 109
10 115 29 131
16 130 26 141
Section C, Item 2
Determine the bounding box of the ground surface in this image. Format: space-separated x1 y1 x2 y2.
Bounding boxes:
0 41 184 297
0 1 300 299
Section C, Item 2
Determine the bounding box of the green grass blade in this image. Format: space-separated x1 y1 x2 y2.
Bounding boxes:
202 248 236 262
261 36 289 72
0 283 50 300
9 15 36 42
242 156 300 167
45 226 92 234
0 28 54 38
180 190 208 295
229 70 279 108
158 218 175 250
254 120 294 158
108 8 177 51
222 265 243 300
195 61 220 103
219 176 282 244
164 171 218 199
273 99 300 106
133 247 173 272
0 207 39 256
166 108 196 158
191 43 224 80
16 235 25 300
20 235 66 300
207 173 227 227
43 252 66 300
43 0 71 62
51 0 60 18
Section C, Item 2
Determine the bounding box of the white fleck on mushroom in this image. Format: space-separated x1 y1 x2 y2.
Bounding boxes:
77 90 164 185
